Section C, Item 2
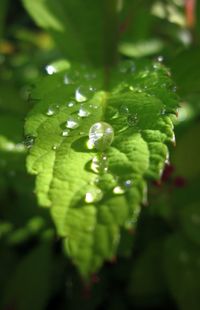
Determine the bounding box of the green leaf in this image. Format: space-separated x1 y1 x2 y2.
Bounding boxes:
22 0 119 66
0 0 9 39
25 60 178 278
164 234 200 310
3 240 54 310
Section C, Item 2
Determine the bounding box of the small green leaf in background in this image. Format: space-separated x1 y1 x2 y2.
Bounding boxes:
164 234 200 310
25 59 178 278
22 0 119 66
2 239 54 310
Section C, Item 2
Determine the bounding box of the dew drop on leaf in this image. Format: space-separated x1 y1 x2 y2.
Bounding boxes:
120 105 129 115
127 114 138 126
24 135 35 149
63 74 72 85
89 122 114 151
52 144 58 150
66 117 79 129
62 129 70 137
157 55 164 63
45 65 56 75
46 107 55 116
91 154 108 174
113 186 125 194
119 60 135 73
78 107 90 117
124 179 132 188
85 188 103 203
75 86 94 102
68 101 75 108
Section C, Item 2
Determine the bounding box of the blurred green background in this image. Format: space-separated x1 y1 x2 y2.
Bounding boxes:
0 0 200 309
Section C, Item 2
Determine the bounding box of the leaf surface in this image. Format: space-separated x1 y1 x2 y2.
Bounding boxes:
25 60 178 277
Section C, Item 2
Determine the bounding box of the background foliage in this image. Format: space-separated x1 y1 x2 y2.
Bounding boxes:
0 0 200 309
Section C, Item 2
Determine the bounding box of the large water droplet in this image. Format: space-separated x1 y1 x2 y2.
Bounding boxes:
91 154 108 174
75 86 94 103
66 117 79 129
89 122 114 151
85 188 103 203
78 106 90 117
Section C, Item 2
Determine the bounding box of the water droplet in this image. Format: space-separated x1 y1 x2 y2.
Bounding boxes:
68 101 75 108
52 144 58 150
157 55 164 63
127 114 138 126
113 186 125 194
86 139 94 150
91 154 108 174
62 129 70 137
45 65 56 75
24 135 35 149
89 122 114 151
119 60 135 73
124 179 132 188
85 188 103 203
78 107 90 117
172 86 177 93
120 105 129 115
153 63 160 70
66 117 79 129
63 74 71 85
75 86 94 103
160 108 166 115
46 107 55 116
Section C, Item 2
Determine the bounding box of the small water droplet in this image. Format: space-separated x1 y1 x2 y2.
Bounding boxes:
119 60 135 73
66 117 79 129
62 129 70 137
85 188 103 203
153 63 160 70
52 144 58 150
75 86 94 103
24 135 35 149
89 122 114 151
45 65 56 75
124 180 132 188
113 186 125 194
67 101 75 108
120 105 129 115
63 74 71 85
78 107 90 117
91 154 108 174
172 86 177 93
46 107 55 116
160 108 166 115
127 114 138 126
157 55 164 63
